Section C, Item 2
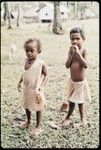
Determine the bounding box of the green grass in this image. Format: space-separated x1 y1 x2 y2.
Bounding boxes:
1 18 99 148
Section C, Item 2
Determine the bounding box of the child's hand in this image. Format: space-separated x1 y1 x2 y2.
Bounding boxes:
73 45 80 54
17 83 22 92
69 46 76 54
34 90 42 104
36 92 42 104
34 89 38 94
39 87 44 91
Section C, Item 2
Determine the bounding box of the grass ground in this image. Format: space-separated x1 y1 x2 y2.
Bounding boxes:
1 18 99 148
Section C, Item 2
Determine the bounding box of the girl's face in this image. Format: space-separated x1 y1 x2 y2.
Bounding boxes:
25 41 38 60
70 33 84 49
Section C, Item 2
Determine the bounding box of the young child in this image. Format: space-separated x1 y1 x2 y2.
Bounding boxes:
17 38 48 135
62 27 91 128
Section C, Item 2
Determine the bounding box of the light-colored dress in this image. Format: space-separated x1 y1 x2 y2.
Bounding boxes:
66 78 91 104
21 58 46 111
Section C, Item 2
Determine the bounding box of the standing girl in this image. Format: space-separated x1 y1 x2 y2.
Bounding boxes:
17 38 48 135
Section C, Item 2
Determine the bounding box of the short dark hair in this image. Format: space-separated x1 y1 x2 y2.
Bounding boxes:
70 27 85 40
24 38 42 53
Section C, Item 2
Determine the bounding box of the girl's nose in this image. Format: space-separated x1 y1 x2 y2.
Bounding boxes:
72 40 77 45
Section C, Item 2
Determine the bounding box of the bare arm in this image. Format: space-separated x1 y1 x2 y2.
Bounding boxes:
75 48 88 68
17 74 23 92
65 47 74 68
40 63 48 89
35 63 48 92
17 60 27 92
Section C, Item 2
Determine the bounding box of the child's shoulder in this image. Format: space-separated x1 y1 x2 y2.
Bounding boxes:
24 58 28 63
81 48 87 54
83 48 88 54
37 58 45 65
83 48 87 52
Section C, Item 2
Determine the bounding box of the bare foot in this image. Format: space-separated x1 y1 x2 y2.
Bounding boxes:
60 102 68 111
30 127 43 135
62 119 70 128
79 121 87 127
19 122 30 128
75 121 86 128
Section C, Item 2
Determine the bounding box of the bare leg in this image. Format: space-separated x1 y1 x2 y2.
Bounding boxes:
36 111 42 128
19 109 31 128
26 109 31 124
65 102 75 120
62 102 75 127
31 111 43 135
78 103 86 127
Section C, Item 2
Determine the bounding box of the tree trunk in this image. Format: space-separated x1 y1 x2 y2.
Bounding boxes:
8 2 12 29
74 1 78 19
3 2 8 22
67 2 68 7
17 3 20 27
53 2 62 34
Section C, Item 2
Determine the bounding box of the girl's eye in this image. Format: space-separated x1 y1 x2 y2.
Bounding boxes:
71 38 75 41
26 49 34 53
26 50 29 52
71 38 80 40
31 50 33 52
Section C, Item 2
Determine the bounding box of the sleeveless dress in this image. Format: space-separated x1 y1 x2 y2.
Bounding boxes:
21 59 46 111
